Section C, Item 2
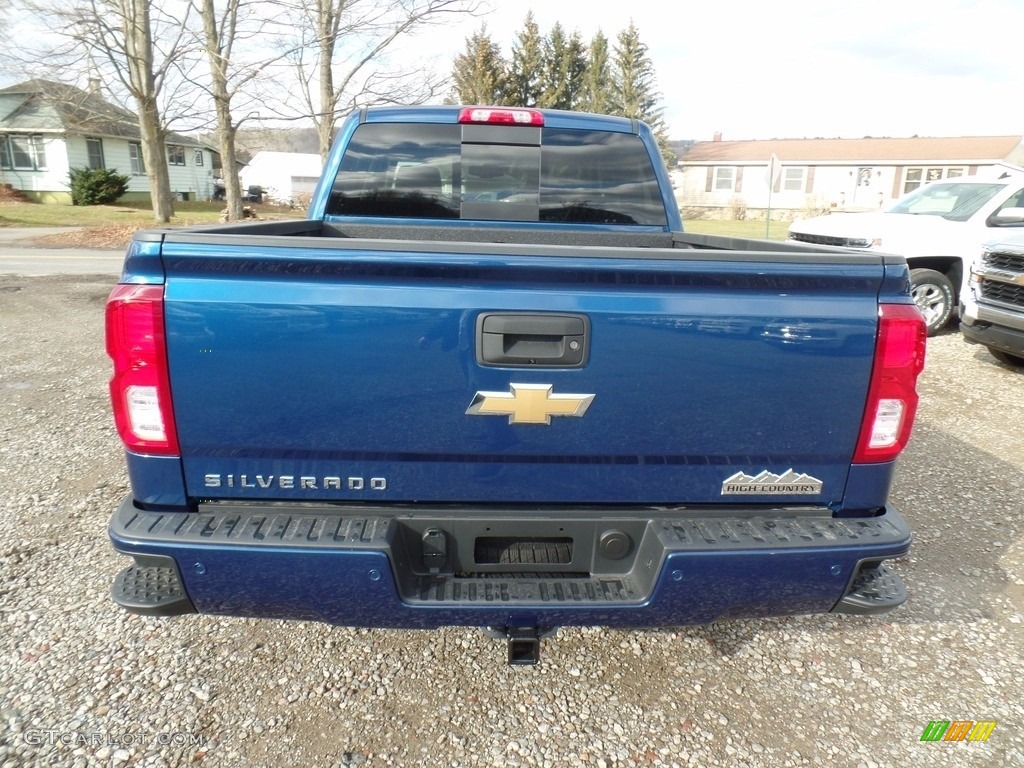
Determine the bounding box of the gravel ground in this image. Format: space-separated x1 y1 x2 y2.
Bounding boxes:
0 274 1021 768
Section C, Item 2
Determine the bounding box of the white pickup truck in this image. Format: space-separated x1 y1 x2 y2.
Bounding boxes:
961 231 1024 366
788 171 1024 335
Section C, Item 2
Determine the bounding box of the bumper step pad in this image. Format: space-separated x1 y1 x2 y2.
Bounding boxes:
111 556 196 617
833 562 907 615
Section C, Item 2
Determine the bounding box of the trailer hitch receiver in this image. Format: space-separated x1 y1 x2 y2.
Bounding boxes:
485 625 557 666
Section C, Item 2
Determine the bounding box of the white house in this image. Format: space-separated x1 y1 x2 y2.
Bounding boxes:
239 151 323 204
676 134 1024 219
0 79 214 204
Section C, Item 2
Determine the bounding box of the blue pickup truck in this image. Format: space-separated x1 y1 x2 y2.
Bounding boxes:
106 106 926 664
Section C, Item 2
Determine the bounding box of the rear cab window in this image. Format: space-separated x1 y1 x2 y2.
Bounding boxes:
326 122 668 227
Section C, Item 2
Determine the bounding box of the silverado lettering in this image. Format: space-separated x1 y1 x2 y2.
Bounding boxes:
203 474 388 491
105 105 927 665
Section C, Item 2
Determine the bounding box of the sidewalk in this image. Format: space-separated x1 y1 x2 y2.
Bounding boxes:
0 226 86 243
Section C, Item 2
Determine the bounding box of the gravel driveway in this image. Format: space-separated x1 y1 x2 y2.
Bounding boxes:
1 274 1021 768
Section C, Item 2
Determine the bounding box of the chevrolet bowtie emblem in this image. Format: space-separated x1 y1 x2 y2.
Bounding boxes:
466 383 595 425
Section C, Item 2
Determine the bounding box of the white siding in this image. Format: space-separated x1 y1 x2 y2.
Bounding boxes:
1 135 214 200
167 144 214 200
63 136 147 194
240 152 323 202
804 166 892 211
101 138 149 193
0 134 71 196
677 162 996 216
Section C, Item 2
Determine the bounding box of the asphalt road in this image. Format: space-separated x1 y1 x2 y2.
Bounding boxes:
0 272 1021 768
0 230 123 276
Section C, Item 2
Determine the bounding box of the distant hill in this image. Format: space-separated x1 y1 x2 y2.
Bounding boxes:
670 139 695 159
200 127 321 164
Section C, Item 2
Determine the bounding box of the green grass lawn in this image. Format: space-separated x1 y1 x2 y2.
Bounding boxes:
1 200 793 240
0 200 301 228
682 218 793 241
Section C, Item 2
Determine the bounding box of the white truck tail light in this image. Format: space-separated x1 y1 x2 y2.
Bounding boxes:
106 285 180 455
853 303 926 463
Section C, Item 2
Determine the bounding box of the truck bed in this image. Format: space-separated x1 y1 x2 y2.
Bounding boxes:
137 218 877 255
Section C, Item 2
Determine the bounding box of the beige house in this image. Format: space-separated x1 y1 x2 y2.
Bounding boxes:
0 79 214 204
675 134 1024 219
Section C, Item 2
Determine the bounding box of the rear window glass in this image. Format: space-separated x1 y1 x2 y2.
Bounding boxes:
326 122 668 226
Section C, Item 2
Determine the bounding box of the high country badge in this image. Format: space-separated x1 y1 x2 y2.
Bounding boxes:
721 469 823 495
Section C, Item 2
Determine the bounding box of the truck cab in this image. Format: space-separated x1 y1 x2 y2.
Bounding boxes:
788 169 1024 335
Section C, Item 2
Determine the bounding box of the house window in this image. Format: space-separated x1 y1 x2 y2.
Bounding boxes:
168 145 186 166
193 149 204 167
86 138 105 170
713 167 736 192
129 143 145 175
8 135 46 170
903 168 923 193
783 167 805 192
903 167 966 194
0 137 10 169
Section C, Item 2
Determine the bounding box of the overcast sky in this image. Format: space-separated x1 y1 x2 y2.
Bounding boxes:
418 0 1024 141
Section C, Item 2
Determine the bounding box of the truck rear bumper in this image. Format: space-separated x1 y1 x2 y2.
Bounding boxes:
108 497 912 629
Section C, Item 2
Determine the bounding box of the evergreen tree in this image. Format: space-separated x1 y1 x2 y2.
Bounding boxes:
449 15 675 163
451 24 507 105
611 21 675 164
506 12 544 106
579 30 612 115
538 23 587 110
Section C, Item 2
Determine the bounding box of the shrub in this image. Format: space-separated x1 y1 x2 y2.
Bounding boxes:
68 167 130 205
802 194 833 219
728 195 747 221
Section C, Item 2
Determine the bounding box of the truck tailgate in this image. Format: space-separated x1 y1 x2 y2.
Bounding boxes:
161 242 883 507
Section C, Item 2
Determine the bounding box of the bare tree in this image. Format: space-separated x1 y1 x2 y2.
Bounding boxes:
12 0 195 222
286 0 481 162
191 0 295 220
116 0 181 221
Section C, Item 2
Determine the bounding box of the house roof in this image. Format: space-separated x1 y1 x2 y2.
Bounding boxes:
0 79 206 147
0 94 27 122
680 135 1024 165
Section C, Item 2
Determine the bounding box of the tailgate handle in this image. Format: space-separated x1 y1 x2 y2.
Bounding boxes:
477 313 589 367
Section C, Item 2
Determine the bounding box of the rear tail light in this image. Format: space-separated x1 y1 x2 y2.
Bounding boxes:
853 303 927 463
106 284 179 455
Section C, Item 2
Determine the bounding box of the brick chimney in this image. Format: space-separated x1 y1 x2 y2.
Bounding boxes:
88 77 101 95
712 132 722 142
